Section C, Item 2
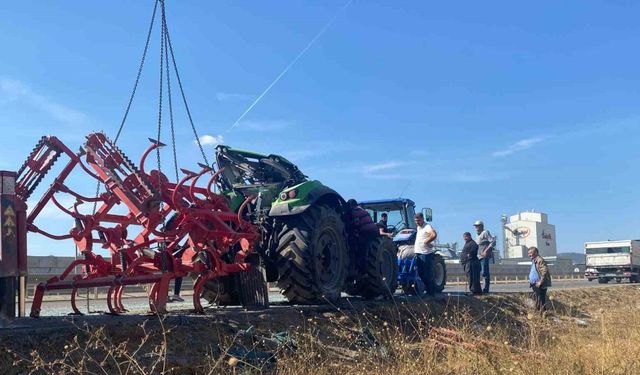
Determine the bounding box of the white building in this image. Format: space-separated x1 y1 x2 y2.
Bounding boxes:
503 211 557 258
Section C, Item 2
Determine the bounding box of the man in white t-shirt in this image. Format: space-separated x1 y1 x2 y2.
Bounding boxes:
414 212 438 296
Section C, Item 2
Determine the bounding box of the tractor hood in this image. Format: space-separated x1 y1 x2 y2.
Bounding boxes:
394 228 416 243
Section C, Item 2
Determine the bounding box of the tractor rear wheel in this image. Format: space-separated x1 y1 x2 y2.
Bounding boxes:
347 236 398 299
434 254 447 293
275 204 349 304
399 254 446 295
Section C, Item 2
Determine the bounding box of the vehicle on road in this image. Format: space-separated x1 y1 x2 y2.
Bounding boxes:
210 146 397 305
359 199 448 294
584 240 640 283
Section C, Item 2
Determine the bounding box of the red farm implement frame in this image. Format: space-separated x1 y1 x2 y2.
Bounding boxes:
17 133 261 317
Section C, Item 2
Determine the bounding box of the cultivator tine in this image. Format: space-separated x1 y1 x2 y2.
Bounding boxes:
147 274 172 314
193 271 214 314
107 286 119 315
115 285 127 312
30 283 46 318
180 168 196 177
147 138 166 148
70 288 83 315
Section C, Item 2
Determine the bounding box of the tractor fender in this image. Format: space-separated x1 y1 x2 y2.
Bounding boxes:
269 183 345 217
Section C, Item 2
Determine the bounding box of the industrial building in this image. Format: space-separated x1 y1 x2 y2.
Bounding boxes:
501 211 557 259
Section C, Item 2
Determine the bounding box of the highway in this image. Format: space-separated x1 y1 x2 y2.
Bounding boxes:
23 278 629 317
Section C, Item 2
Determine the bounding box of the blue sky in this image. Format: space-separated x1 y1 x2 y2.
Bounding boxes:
1 0 640 256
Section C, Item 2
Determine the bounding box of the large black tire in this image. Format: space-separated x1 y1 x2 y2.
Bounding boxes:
434 254 447 293
235 263 270 310
276 204 349 304
346 237 398 299
201 276 236 306
400 253 446 295
200 252 269 309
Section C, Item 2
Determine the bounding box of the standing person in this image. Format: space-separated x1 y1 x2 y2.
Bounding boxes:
528 246 552 312
461 232 482 295
377 213 394 239
347 199 380 272
414 212 438 296
347 199 379 237
473 220 496 294
170 278 184 302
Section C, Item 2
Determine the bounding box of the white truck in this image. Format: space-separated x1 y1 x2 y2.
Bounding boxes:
584 240 640 283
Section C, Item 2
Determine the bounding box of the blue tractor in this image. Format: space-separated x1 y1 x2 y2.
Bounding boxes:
359 199 448 295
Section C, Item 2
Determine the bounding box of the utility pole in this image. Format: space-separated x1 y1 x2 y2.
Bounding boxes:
501 214 509 259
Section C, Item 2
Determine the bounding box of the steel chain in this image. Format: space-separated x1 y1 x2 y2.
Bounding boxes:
92 0 160 214
163 21 179 182
162 13 210 167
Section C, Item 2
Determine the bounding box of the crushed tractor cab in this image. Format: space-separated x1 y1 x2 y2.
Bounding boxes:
211 146 397 304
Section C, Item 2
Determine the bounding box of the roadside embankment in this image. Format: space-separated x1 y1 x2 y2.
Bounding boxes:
1 286 639 374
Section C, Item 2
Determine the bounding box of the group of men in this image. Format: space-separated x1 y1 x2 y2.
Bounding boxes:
460 220 495 295
410 214 551 311
459 220 551 311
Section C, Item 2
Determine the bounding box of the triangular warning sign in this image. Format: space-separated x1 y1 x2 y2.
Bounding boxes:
4 216 15 227
4 206 15 217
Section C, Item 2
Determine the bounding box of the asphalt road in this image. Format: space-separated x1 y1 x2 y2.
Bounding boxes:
23 278 631 317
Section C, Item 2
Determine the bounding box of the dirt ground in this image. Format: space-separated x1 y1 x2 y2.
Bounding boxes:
1 286 639 374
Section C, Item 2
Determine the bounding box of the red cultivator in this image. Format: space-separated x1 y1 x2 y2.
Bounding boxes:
18 132 261 317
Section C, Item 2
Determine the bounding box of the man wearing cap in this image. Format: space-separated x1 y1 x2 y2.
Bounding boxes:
474 220 496 294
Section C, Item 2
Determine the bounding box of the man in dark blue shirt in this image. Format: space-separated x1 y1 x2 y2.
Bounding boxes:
461 232 482 295
377 213 393 239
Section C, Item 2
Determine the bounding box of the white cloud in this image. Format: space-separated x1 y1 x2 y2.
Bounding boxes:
492 137 543 157
27 196 77 220
363 161 409 173
0 78 88 126
359 161 414 180
216 92 252 102
442 172 498 182
235 119 291 132
197 134 224 146
283 140 362 162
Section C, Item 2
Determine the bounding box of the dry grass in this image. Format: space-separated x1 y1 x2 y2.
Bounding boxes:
4 286 640 374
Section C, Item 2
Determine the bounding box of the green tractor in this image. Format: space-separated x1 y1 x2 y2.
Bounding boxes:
204 146 397 305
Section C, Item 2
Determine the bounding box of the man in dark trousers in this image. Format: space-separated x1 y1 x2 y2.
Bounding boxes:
413 213 438 296
528 246 552 312
473 220 496 293
461 232 482 295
